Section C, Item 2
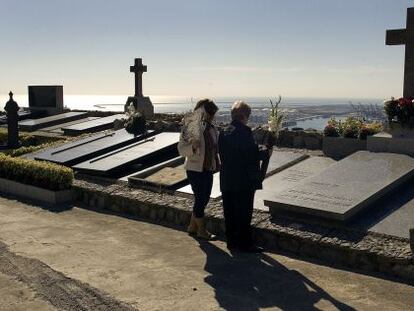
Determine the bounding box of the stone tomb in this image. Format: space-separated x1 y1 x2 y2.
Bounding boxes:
34 129 155 166
256 157 336 211
18 112 88 132
128 157 187 190
73 132 180 176
176 151 308 200
62 114 125 136
265 151 414 222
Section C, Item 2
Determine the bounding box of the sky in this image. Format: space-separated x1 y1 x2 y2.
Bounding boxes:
0 0 413 98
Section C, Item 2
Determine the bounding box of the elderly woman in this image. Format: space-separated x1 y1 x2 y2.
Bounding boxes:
219 101 272 252
178 99 219 240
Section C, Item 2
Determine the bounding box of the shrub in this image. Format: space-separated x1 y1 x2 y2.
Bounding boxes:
323 124 340 137
358 122 383 140
0 128 64 147
324 117 383 140
0 154 73 191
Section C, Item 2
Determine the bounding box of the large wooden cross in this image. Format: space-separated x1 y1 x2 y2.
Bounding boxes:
130 58 147 97
386 8 414 98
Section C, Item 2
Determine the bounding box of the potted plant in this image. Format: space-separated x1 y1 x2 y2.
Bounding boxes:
384 97 414 138
323 117 382 159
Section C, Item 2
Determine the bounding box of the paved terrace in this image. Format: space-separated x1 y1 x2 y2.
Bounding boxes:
0 197 414 310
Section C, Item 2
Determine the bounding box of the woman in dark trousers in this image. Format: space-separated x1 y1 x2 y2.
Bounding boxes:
178 99 219 240
219 101 272 252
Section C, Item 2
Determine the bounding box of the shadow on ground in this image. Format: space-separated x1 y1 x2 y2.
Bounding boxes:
199 241 356 311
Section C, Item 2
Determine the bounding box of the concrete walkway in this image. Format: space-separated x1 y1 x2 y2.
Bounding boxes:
0 197 413 311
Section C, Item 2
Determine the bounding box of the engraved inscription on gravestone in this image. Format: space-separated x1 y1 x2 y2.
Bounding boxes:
265 151 414 221
256 157 336 211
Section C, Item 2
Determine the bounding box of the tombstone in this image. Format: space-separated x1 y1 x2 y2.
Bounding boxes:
265 151 414 222
18 111 88 132
125 58 154 119
256 157 336 211
33 129 155 166
61 114 125 136
28 85 64 114
367 7 414 155
4 92 20 148
73 132 180 176
176 150 309 200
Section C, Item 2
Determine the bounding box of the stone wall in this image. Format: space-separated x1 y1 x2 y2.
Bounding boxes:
73 179 414 284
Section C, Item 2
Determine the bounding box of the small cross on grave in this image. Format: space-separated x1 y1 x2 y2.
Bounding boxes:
130 58 147 97
386 7 414 98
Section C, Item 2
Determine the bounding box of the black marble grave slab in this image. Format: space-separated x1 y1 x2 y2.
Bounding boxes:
73 132 180 176
38 117 101 134
62 114 125 136
18 112 88 131
34 129 155 166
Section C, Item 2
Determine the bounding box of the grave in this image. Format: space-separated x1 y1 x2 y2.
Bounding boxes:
38 117 101 134
28 85 64 114
176 150 309 200
18 112 88 132
256 157 336 211
62 114 125 136
368 8 414 156
73 132 180 176
34 129 155 166
265 151 414 222
125 58 154 119
127 157 187 190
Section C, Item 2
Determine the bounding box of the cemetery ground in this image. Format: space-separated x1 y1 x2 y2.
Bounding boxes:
1 197 414 311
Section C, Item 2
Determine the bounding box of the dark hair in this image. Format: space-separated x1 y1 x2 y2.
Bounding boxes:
194 98 218 116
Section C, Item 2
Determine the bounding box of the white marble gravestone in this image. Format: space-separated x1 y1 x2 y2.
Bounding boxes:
256 157 336 211
265 151 414 221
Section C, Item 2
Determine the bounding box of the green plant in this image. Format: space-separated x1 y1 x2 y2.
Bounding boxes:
0 128 64 147
323 124 340 137
0 154 73 191
268 95 285 134
323 117 382 139
342 117 363 139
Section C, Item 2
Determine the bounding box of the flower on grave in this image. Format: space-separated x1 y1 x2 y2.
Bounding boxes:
268 95 285 135
323 117 382 140
124 103 147 136
384 97 414 126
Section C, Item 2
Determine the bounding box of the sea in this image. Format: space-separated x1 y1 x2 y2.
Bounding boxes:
0 94 383 130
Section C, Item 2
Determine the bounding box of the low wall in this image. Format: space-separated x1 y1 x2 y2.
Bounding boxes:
73 179 414 284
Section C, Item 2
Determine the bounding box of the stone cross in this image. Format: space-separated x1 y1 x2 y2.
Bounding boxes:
4 91 20 148
386 7 414 98
130 58 147 97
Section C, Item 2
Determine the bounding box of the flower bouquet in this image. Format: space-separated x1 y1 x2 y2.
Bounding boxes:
384 97 414 137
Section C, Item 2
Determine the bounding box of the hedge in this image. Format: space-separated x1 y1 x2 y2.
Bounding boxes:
0 154 74 191
0 128 64 147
